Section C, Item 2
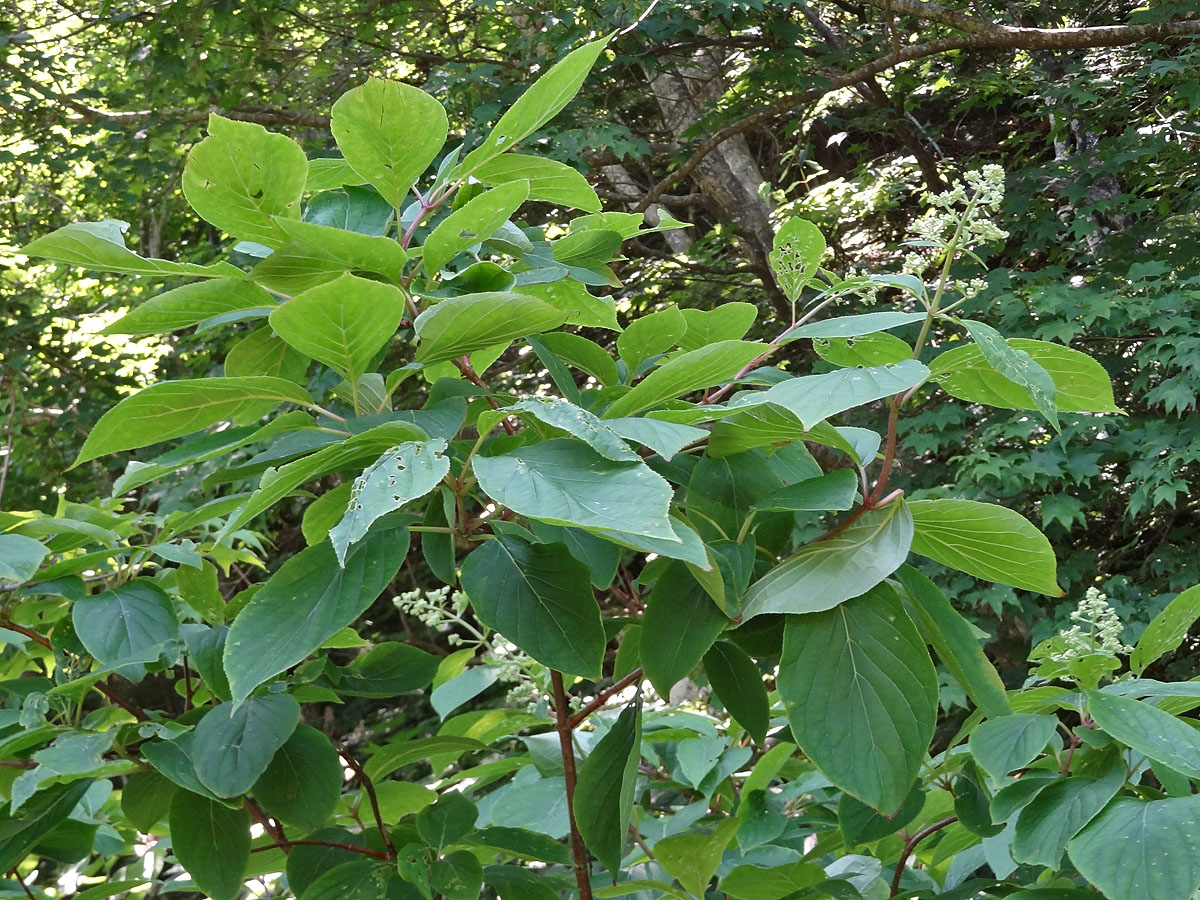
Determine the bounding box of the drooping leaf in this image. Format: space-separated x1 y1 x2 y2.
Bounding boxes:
894 565 1011 719
1086 689 1200 779
769 218 826 303
967 714 1058 780
0 780 94 873
474 439 677 542
75 377 313 465
422 181 531 274
330 78 449 208
460 37 612 172
778 583 937 813
224 519 410 705
930 336 1118 415
1068 796 1200 900
192 693 300 797
169 791 251 900
703 641 768 744
413 291 565 363
575 700 642 875
72 579 179 668
253 724 343 832
602 341 767 419
328 439 449 565
0 534 49 584
1012 760 1125 868
838 788 925 846
1131 584 1200 675
106 278 275 335
762 360 929 429
604 417 706 460
459 535 605 678
508 397 637 461
182 114 307 247
22 220 242 278
641 560 729 697
957 319 1060 429
120 771 176 833
741 501 914 620
474 154 600 211
269 274 407 382
752 469 859 512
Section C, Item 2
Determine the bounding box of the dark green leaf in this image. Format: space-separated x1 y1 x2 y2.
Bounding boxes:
704 641 768 745
253 725 342 832
192 693 300 797
72 578 179 668
1012 760 1125 867
575 701 642 875
642 560 729 697
0 780 94 873
752 469 859 512
336 642 440 697
121 771 176 833
416 791 479 851
168 791 250 900
1087 689 1200 779
968 714 1058 780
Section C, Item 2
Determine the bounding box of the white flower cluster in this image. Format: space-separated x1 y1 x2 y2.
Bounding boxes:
1049 587 1133 662
903 165 1010 285
393 585 467 629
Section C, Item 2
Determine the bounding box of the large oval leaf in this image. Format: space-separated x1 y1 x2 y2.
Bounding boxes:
574 700 642 875
474 439 677 543
72 579 179 668
192 693 300 797
269 274 407 381
762 360 929 429
1068 796 1200 900
182 114 307 247
168 791 251 900
602 341 767 419
474 154 600 212
1011 761 1125 868
459 535 605 678
75 377 313 465
252 724 343 832
422 181 530 275
641 560 729 698
967 713 1058 780
1086 689 1200 779
223 519 410 705
414 292 565 363
331 77 449 208
908 499 1062 596
0 534 49 584
741 501 913 620
106 278 275 336
778 583 937 813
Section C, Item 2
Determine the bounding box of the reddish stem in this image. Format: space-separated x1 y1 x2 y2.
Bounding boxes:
250 839 390 860
569 668 643 729
890 815 957 896
552 670 594 900
341 749 397 859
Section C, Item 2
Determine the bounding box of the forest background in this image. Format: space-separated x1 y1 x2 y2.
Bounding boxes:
1 0 1200 897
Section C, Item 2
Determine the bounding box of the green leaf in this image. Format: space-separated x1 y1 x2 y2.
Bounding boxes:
704 641 768 744
603 341 767 419
168 791 251 900
460 37 611 172
752 469 859 512
957 319 1060 429
105 278 275 335
967 714 1058 780
252 218 408 294
641 560 729 697
177 560 226 624
413 291 565 363
75 377 313 465
193 693 300 797
330 78 449 208
536 332 619 386
474 439 677 542
908 499 1062 596
930 336 1118 414
182 114 307 247
788 311 927 339
520 280 619 330
364 736 487 782
474 154 600 211
305 860 421 900
269 274 406 381
508 397 638 461
720 861 825 900
459 535 605 678
22 220 242 279
654 819 740 896
328 439 449 565
336 642 439 697
838 788 925 846
778 583 937 813
225 326 309 382
433 850 484 900
763 360 929 429
741 501 914 620
72 579 179 667
305 157 365 191
894 565 1011 719
461 827 572 865
121 771 176 832
769 218 826 303
223 520 410 705
1131 584 1200 675
617 305 686 375
679 303 758 352
814 332 912 367
422 181 531 274
1068 796 1200 900
605 417 706 461
252 724 342 832
1012 761 1125 868
0 780 94 872
575 700 642 875
587 516 710 569
417 791 479 851
1086 690 1200 779
0 534 49 584
594 881 690 900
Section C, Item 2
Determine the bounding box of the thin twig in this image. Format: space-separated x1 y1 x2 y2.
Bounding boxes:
341 750 397 859
250 839 390 860
569 668 643 728
9 868 34 900
890 815 957 896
